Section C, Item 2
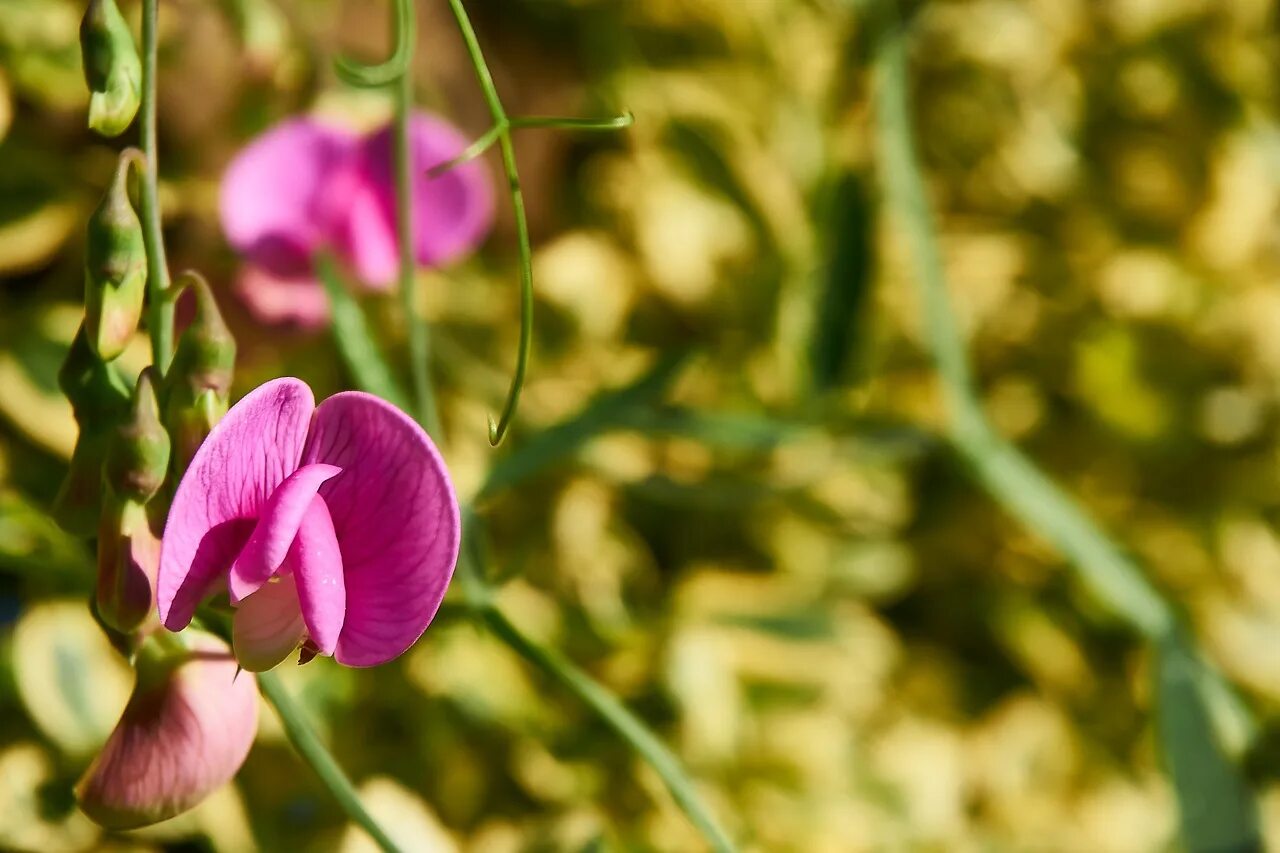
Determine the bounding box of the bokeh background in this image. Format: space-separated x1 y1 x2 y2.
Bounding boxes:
3 0 1280 849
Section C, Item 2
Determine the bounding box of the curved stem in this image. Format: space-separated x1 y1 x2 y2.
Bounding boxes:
333 0 412 87
139 0 172 374
444 0 531 446
257 672 402 853
427 112 634 178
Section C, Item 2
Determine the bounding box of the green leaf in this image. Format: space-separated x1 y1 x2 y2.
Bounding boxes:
808 170 875 392
478 350 692 499
317 257 411 411
1155 635 1261 853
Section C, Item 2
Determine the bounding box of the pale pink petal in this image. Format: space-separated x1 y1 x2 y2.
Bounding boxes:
158 378 315 630
233 573 307 672
232 265 331 328
228 463 341 604
287 496 346 656
219 118 357 273
332 113 493 288
76 632 258 829
301 392 460 667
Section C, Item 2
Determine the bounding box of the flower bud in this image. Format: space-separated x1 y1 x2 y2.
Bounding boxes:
85 151 147 362
53 326 132 535
80 0 142 137
95 498 159 635
105 368 170 504
76 630 259 829
165 273 236 473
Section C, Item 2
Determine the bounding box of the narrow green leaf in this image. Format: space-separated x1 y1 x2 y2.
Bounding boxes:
317 257 411 411
478 350 691 499
808 170 875 392
1155 636 1261 853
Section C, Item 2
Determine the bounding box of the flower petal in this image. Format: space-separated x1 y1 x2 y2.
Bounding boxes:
301 392 460 667
288 495 346 656
232 264 331 328
219 118 357 273
158 378 315 630
228 463 341 604
333 113 493 287
76 631 258 829
232 573 307 672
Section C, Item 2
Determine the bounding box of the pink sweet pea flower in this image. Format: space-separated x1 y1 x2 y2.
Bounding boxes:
76 630 258 829
220 114 493 326
157 378 460 670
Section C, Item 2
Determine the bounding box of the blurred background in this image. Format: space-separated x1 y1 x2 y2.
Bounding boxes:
3 0 1280 849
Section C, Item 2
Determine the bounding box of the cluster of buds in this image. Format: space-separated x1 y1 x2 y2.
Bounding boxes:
55 2 248 828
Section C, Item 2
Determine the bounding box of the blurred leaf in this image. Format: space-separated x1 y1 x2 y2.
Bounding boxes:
11 600 132 757
1155 635 1261 853
0 743 99 852
808 170 874 392
317 257 411 411
338 776 459 853
0 490 92 590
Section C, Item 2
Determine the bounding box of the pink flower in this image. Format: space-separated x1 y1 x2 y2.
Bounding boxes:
220 114 493 326
76 630 258 829
156 378 460 670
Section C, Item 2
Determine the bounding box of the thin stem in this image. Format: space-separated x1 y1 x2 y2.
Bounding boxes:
257 672 402 853
390 4 438 435
426 122 504 178
508 111 634 131
480 605 737 853
445 0 532 446
139 0 172 374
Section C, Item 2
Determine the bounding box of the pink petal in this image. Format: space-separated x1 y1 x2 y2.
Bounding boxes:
232 573 308 672
219 118 358 274
331 113 493 287
158 378 316 630
287 495 346 656
228 463 341 604
76 631 258 829
232 265 331 328
301 392 460 667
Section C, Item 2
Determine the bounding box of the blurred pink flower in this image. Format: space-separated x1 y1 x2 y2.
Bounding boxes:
76 631 258 829
157 377 460 669
219 115 493 326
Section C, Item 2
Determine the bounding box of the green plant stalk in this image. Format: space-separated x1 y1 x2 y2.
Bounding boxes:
870 6 1175 639
258 672 402 853
871 0 1258 763
140 0 172 373
480 604 736 853
389 5 439 436
444 0 532 446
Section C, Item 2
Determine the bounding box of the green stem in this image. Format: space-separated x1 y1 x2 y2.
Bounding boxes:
390 5 438 435
445 0 532 446
139 0 172 374
480 605 736 853
257 672 402 853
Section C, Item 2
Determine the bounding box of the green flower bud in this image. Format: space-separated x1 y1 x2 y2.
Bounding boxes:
85 150 147 362
105 368 170 504
80 0 142 137
95 497 159 635
164 272 236 474
53 326 132 535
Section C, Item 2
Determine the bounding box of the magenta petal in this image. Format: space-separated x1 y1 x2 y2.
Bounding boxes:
158 378 316 630
301 392 460 667
228 463 341 604
232 573 307 672
332 113 493 287
76 632 258 829
220 118 358 272
286 496 346 656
